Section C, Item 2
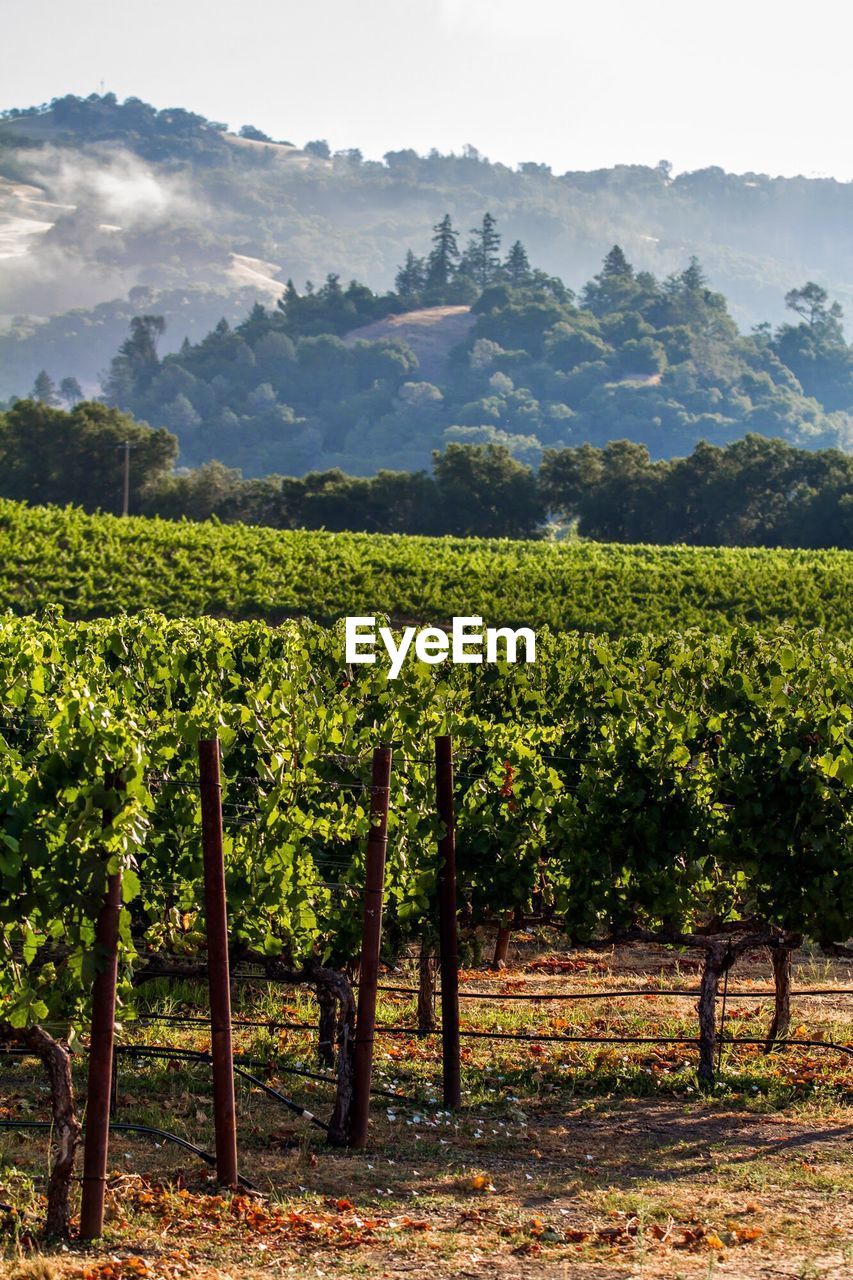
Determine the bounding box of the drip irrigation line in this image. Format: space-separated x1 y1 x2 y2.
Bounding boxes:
121 1045 415 1105
134 1011 320 1030
368 1027 853 1054
370 984 853 1001
116 1045 266 1069
116 1046 328 1131
232 1066 330 1133
236 1058 411 1103
0 1044 414 1104
719 1036 853 1056
373 1027 703 1044
0 1119 258 1190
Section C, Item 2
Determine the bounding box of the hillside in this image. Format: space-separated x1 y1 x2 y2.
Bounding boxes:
343 305 475 381
6 93 853 400
93 242 853 478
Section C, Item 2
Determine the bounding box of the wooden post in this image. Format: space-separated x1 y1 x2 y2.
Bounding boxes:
349 746 392 1148
436 735 462 1109
492 918 512 969
764 945 793 1052
417 937 436 1034
79 773 124 1241
199 738 239 1187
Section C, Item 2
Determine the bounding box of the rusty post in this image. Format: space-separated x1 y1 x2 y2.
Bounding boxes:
79 772 125 1241
199 738 239 1187
436 735 462 1109
349 745 392 1148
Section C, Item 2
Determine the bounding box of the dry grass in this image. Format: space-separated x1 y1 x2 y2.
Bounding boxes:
1 940 850 1279
343 306 476 381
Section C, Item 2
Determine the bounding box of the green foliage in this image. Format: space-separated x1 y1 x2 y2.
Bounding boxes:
1 396 850 546
0 498 850 635
431 442 544 536
273 275 402 338
540 435 853 547
88 236 852 479
0 401 177 514
0 616 850 1037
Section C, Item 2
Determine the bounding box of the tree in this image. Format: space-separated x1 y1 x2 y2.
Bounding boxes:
582 246 640 315
601 245 632 278
395 250 427 299
0 401 177 514
304 139 331 159
432 442 543 537
784 282 831 327
32 370 59 405
102 315 166 405
148 459 244 521
680 256 707 293
773 283 852 411
505 240 531 286
239 124 272 142
462 212 501 289
58 376 84 408
426 214 461 289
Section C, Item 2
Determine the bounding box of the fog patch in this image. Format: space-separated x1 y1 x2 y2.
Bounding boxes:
0 147 201 315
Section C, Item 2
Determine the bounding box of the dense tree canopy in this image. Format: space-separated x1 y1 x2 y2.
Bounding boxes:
0 400 177 513
1 401 850 547
88 228 853 478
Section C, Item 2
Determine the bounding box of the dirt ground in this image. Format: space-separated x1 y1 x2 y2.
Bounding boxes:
1 941 850 1280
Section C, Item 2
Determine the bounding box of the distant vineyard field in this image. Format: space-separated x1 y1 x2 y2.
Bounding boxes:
1 500 851 634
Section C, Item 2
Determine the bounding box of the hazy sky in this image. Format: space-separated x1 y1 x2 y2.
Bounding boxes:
5 0 853 178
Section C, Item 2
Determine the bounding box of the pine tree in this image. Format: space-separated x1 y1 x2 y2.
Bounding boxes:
31 370 59 405
102 315 165 406
426 214 461 289
680 256 706 292
601 245 633 278
395 250 427 299
463 213 501 289
276 279 301 318
582 246 638 315
505 239 531 286
58 376 83 407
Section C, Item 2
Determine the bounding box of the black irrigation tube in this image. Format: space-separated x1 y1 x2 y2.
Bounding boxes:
136 972 331 993
0 1119 258 1190
0 1043 415 1105
0 1044 323 1127
111 1022 853 1059
116 1045 266 1070
372 984 853 1001
137 972 853 1001
135 1011 318 1031
720 1037 853 1057
115 1047 329 1130
232 1065 330 1133
122 1043 417 1105
374 1027 703 1044
369 1026 853 1055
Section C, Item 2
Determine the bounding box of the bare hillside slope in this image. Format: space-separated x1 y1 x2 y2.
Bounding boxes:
344 305 475 381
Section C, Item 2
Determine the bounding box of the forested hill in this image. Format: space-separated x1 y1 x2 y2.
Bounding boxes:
86 230 853 476
5 92 853 396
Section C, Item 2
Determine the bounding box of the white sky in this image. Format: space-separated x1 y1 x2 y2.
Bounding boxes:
4 0 853 178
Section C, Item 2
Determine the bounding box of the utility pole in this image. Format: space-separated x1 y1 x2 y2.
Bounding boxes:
115 441 137 516
121 441 130 517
